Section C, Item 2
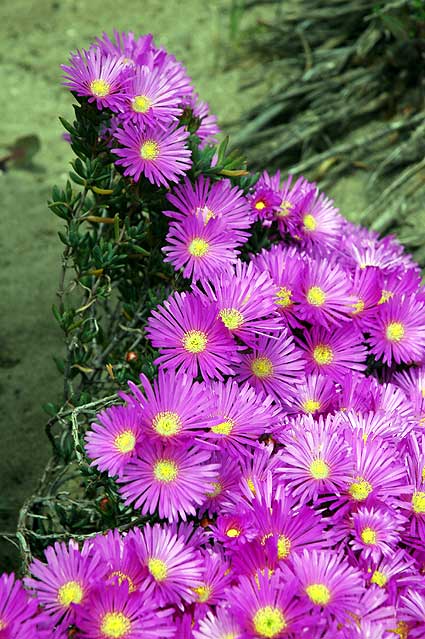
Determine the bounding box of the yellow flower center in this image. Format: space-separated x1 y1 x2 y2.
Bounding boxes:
361 527 377 545
114 430 136 453
152 411 181 437
302 399 321 414
251 356 274 379
100 612 131 638
255 200 266 210
109 571 136 593
194 584 213 603
253 606 286 638
153 459 178 483
148 558 168 581
307 286 326 306
140 139 159 161
276 200 293 218
182 329 208 354
277 535 291 560
412 491 425 514
219 308 244 330
57 580 84 607
89 78 111 97
0 620 6 631
276 287 292 308
349 477 373 501
309 458 329 480
370 570 387 587
247 477 256 494
303 214 317 231
226 527 241 538
386 322 405 342
132 94 152 113
379 289 393 304
188 237 209 257
211 417 234 436
352 299 365 315
313 344 333 366
306 583 331 606
205 481 222 498
422 465 425 481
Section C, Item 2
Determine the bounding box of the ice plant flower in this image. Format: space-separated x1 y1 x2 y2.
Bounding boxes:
91 529 145 593
85 404 141 477
146 291 237 380
112 121 191 186
62 47 131 111
367 294 425 365
299 325 367 380
285 373 336 416
193 607 242 639
296 188 342 253
118 441 219 521
131 523 203 607
25 541 105 628
163 213 239 282
234 332 304 402
0 573 38 639
350 506 406 561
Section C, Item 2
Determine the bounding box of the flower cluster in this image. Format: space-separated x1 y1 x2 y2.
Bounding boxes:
62 31 220 187
68 169 425 637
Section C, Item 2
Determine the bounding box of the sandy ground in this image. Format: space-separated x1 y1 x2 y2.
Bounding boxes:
0 0 370 569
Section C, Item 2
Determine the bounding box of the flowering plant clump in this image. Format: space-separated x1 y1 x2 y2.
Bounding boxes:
10 30 425 639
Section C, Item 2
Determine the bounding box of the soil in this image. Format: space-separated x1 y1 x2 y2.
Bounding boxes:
0 0 368 570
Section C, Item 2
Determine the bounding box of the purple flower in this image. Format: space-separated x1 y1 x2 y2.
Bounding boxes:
193 608 242 639
112 121 191 186
0 573 38 639
350 506 406 561
62 47 131 111
118 441 219 521
299 325 367 380
85 404 142 477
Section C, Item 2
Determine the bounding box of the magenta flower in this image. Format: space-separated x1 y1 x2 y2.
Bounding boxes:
95 31 154 66
274 174 313 234
234 332 305 402
197 260 281 343
350 506 406 561
349 266 382 329
289 549 363 622
400 589 425 638
200 453 242 517
91 529 145 593
277 414 353 504
296 188 342 253
131 523 203 607
185 93 221 147
163 213 239 282
193 608 242 639
62 47 131 111
120 369 215 442
285 373 336 416
165 175 251 235
112 121 191 186
294 257 353 328
25 541 105 628
299 325 367 380
120 66 183 127
85 404 142 477
146 291 237 380
0 573 38 639
118 441 219 521
75 582 174 639
368 294 425 365
191 551 232 611
227 571 305 638
204 379 275 455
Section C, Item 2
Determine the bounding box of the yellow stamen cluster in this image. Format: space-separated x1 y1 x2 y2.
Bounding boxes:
412 491 425 514
132 94 152 113
148 557 168 581
309 458 330 480
252 606 286 638
140 139 160 160
153 459 178 483
57 581 84 607
205 481 222 498
349 477 373 501
303 214 317 231
361 527 377 545
277 535 291 560
219 308 244 330
313 344 333 366
188 237 209 257
251 356 273 379
302 399 321 414
109 571 136 592
370 570 387 587
386 322 405 342
211 418 234 436
193 584 213 603
182 329 208 354
276 200 293 218
276 287 292 308
114 430 136 454
379 289 393 304
255 200 266 210
307 286 326 306
226 528 241 538
90 78 111 97
306 583 331 606
152 411 181 437
352 299 365 315
100 612 131 638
